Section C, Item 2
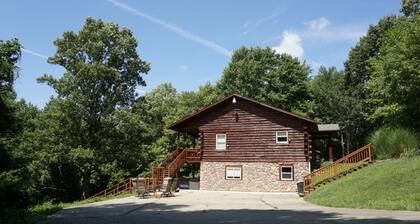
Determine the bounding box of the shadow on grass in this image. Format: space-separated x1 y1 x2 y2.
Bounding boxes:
1 203 63 224
1 193 133 224
38 201 420 224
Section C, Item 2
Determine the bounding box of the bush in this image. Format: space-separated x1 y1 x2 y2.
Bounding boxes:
369 127 419 159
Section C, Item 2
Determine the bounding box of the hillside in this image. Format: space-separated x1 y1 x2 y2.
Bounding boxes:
305 156 420 211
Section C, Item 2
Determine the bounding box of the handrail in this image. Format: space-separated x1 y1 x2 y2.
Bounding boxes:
304 144 372 192
159 147 180 166
89 178 133 199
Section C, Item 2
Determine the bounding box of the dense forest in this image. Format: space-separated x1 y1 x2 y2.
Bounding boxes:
0 0 418 218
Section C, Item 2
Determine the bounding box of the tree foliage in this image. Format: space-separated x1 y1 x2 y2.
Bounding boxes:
401 0 420 16
368 15 420 130
36 17 150 198
217 47 311 113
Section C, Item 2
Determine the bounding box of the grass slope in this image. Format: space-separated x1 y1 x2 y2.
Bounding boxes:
305 156 420 211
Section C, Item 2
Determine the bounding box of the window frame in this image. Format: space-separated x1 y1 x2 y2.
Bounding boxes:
280 165 294 181
215 133 227 150
225 165 242 180
276 131 289 144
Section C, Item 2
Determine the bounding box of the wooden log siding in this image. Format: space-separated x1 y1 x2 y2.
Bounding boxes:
194 100 309 162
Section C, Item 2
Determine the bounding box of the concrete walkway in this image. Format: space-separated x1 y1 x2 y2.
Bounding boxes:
40 190 420 224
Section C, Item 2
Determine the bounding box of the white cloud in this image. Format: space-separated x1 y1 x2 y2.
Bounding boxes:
178 65 189 71
273 31 304 59
107 0 232 57
304 17 330 31
22 48 48 60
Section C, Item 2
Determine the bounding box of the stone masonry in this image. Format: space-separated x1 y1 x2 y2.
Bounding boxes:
200 162 310 192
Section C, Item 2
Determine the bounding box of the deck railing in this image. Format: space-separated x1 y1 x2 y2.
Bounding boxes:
304 143 372 192
89 178 133 198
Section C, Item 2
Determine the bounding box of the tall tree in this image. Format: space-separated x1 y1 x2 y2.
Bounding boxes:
0 39 21 136
311 67 365 151
368 15 420 131
341 16 399 148
344 16 398 91
0 38 23 209
217 47 311 113
37 18 150 198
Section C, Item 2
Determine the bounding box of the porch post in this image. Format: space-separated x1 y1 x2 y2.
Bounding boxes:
176 132 180 151
328 135 333 161
328 145 334 161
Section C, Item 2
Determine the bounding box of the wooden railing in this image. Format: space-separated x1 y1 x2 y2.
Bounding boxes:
186 149 201 163
89 178 133 198
159 147 180 166
304 144 372 192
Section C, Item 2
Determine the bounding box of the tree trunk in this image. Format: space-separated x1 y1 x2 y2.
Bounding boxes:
81 171 91 199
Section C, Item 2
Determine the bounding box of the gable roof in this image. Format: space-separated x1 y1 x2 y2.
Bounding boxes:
168 94 315 134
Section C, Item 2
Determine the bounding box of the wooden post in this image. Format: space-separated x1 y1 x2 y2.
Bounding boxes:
368 144 372 162
333 163 338 176
328 145 333 161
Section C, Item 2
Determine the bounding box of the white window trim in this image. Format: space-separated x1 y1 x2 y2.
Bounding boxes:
216 133 227 150
280 165 293 181
225 166 242 180
276 131 289 144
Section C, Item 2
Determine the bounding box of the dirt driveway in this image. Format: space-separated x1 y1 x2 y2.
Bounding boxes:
40 190 420 224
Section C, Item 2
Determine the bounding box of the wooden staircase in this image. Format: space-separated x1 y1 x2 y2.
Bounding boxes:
152 148 200 185
89 148 200 198
304 144 372 193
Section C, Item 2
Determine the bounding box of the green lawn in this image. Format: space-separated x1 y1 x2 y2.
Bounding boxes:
1 192 133 224
305 156 420 211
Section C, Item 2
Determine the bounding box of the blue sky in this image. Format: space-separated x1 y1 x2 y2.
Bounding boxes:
1 0 401 107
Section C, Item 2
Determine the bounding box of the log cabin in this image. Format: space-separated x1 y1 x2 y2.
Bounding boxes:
165 94 337 192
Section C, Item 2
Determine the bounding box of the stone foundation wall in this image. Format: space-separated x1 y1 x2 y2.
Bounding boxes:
200 162 309 192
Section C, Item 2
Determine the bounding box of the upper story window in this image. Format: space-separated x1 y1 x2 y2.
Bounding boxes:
216 134 227 150
276 131 288 144
226 166 242 180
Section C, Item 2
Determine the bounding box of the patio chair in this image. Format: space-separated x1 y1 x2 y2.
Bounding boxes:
160 178 174 197
136 178 151 198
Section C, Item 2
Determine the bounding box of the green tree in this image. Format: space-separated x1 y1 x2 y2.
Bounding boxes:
311 67 366 151
217 47 311 113
0 39 23 208
401 0 420 16
0 38 21 139
340 16 399 149
344 16 398 90
368 15 420 131
37 18 150 198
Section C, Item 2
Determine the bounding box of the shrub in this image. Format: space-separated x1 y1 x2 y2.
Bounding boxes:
369 127 419 159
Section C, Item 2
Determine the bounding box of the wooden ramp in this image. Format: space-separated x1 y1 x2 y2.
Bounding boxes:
304 144 372 194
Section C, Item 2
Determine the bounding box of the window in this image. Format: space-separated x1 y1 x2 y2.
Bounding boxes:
226 166 242 180
276 131 288 144
280 165 294 181
216 134 226 150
